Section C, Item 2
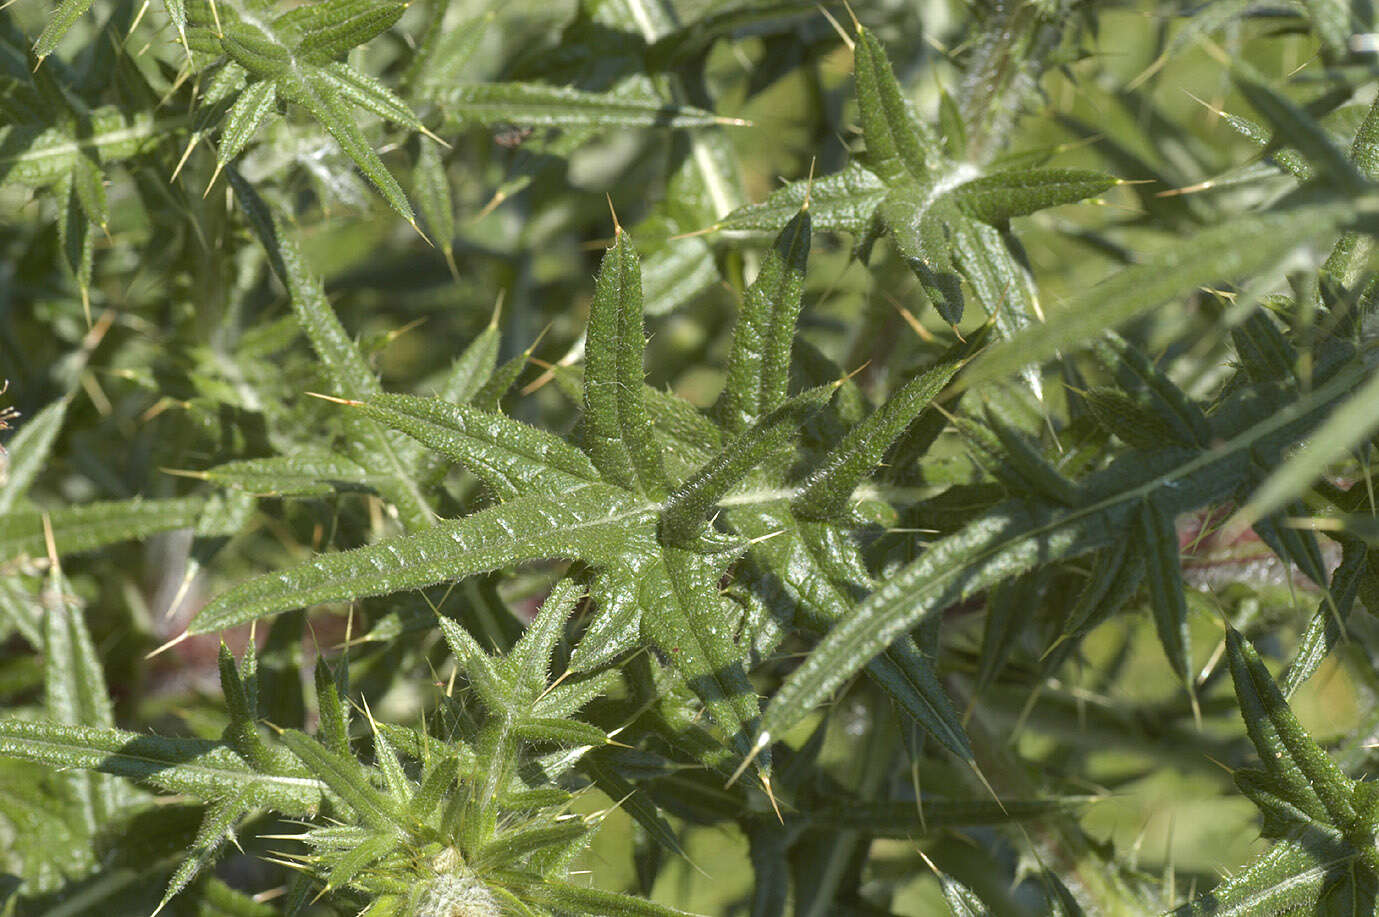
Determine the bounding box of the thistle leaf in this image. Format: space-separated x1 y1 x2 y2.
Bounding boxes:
281 729 402 831
281 69 416 222
1236 366 1379 529
506 578 584 700
446 82 737 128
189 485 651 632
582 753 685 857
716 163 886 235
0 109 159 189
1280 540 1370 697
1094 332 1211 448
716 209 810 432
791 335 973 519
357 393 602 500
640 546 762 763
1138 499 1191 683
218 643 275 772
157 793 249 912
0 397 67 513
235 202 432 528
853 27 934 184
1173 834 1377 916
218 80 277 165
1225 627 1356 829
663 385 831 545
42 569 117 830
200 452 374 497
935 868 987 916
313 656 350 758
951 168 1116 224
509 874 703 916
1233 72 1363 190
568 563 644 672
438 614 505 707
880 184 966 323
34 0 95 59
0 721 324 810
959 204 1354 391
315 63 425 131
1 497 207 560
731 502 973 760
294 1 407 64
759 361 1365 742
582 230 668 497
413 138 456 259
808 795 1079 835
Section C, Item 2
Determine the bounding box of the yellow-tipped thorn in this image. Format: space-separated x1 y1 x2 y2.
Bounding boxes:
384 317 428 346
419 125 452 149
802 156 817 211
163 566 198 621
442 244 460 284
42 514 61 581
488 289 505 329
171 133 200 183
208 0 224 36
128 0 150 36
1039 633 1069 663
305 391 365 406
1197 35 1232 67
146 630 193 660
535 667 573 705
761 773 784 824
607 193 622 236
1125 50 1169 92
1203 753 1235 775
1182 89 1226 119
837 359 870 387
888 295 935 343
361 695 381 735
667 224 720 241
259 854 310 873
203 161 225 199
726 731 770 788
969 760 1007 815
1154 179 1213 199
409 217 432 246
175 19 191 60
474 190 506 223
514 325 561 395
840 0 861 34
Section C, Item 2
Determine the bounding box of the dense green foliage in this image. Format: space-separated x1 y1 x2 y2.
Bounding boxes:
2 0 1379 913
